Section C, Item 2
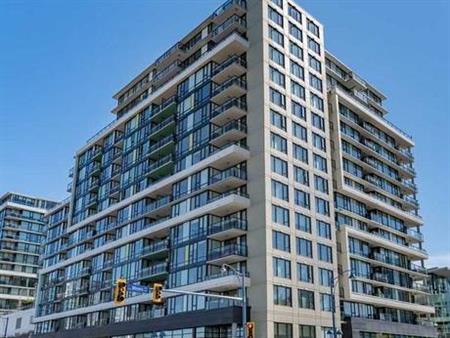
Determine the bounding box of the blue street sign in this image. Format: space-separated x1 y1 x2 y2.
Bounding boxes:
128 283 150 293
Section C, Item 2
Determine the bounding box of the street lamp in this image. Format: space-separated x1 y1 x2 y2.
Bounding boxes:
329 269 354 338
221 263 246 338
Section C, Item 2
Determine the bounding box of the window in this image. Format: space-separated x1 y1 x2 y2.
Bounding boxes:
273 230 290 252
269 25 284 46
296 237 312 257
298 289 315 309
295 189 310 209
275 322 293 338
293 144 308 163
272 156 288 177
290 41 303 60
299 325 316 338
290 60 304 80
289 22 302 41
307 19 320 37
315 197 330 216
312 113 325 131
294 166 309 186
292 101 306 120
270 87 286 108
319 268 333 286
271 132 287 153
271 0 283 9
269 6 284 27
295 212 311 233
311 93 324 111
320 293 333 312
273 257 291 278
293 122 307 141
272 204 290 226
274 285 292 306
309 55 322 72
270 46 285 66
291 80 305 100
317 220 331 239
308 37 321 55
318 243 333 262
314 175 328 194
313 154 327 172
272 179 289 201
288 4 302 23
297 263 313 283
313 133 326 151
310 73 323 92
271 110 287 130
15 317 22 329
270 66 286 88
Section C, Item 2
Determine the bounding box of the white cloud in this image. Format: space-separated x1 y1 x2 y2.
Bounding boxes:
426 253 450 268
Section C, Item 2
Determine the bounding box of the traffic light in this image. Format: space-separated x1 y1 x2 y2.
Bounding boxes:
114 278 127 305
151 283 164 305
246 322 255 338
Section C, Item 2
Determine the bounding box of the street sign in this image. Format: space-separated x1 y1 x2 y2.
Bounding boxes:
127 283 150 293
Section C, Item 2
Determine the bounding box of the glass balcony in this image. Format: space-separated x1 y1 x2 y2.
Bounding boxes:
211 77 247 105
400 179 417 194
372 272 389 283
398 147 414 162
211 0 247 24
410 262 427 274
210 120 247 147
345 72 366 90
210 98 247 126
402 195 419 209
399 164 416 178
154 42 185 68
406 228 424 243
144 154 174 180
85 194 97 208
148 134 175 160
212 15 247 43
87 178 100 192
141 240 169 259
136 262 168 281
207 217 247 241
87 161 101 176
150 96 177 122
149 116 176 140
152 61 182 88
209 167 247 192
207 243 247 265
211 55 247 83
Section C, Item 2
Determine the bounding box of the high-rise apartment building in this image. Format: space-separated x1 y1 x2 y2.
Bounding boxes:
0 192 56 314
325 53 437 337
33 1 436 337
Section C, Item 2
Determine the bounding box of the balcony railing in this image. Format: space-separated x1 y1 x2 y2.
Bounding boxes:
210 167 247 184
207 243 247 261
407 228 424 242
212 15 247 40
410 262 427 274
208 217 248 236
137 262 168 280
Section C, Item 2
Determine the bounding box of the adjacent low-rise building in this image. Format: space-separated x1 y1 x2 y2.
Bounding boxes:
422 267 450 338
0 192 56 314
